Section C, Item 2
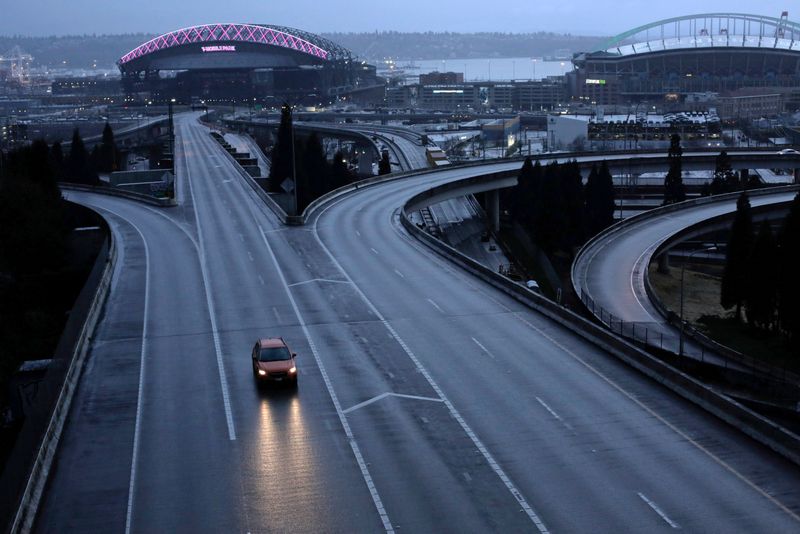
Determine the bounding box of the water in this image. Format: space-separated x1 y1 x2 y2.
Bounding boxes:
394 57 571 82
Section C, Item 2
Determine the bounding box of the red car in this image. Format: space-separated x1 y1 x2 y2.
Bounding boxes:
251 337 298 386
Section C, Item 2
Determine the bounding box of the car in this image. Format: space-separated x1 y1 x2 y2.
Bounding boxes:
252 337 298 386
777 148 799 155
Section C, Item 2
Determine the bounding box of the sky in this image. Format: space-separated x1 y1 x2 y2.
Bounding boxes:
0 1 795 36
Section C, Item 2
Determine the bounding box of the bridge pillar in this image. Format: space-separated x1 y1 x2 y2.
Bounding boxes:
794 168 800 185
487 189 500 232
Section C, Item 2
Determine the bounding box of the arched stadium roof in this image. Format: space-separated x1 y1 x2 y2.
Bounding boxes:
592 13 800 56
118 23 352 66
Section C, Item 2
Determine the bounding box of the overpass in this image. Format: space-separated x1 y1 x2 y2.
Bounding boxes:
27 114 800 533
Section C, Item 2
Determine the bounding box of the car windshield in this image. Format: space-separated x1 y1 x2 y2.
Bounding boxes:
259 347 292 362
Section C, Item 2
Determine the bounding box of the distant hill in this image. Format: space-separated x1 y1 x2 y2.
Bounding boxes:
0 31 606 69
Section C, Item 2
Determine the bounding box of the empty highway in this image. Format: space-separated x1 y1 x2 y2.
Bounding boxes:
35 114 800 533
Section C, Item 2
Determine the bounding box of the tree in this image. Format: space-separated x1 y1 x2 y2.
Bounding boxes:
49 141 64 182
721 191 753 321
378 150 391 175
745 220 778 330
710 150 735 195
268 103 295 193
97 122 118 172
329 150 353 190
296 132 328 210
778 193 800 342
561 159 585 250
585 160 615 238
663 133 685 205
66 129 97 185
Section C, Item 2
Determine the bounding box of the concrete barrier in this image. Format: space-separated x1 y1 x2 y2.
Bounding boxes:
401 182 800 467
59 182 177 207
10 226 118 533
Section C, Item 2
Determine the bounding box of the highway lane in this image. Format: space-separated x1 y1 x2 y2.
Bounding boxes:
572 190 798 355
311 167 800 531
34 115 800 532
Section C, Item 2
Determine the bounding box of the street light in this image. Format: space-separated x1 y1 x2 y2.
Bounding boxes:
679 245 717 356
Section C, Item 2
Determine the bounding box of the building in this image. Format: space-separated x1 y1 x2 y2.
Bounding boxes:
419 71 464 85
386 79 566 111
717 90 783 120
547 115 589 151
118 23 382 105
482 116 521 147
571 13 800 106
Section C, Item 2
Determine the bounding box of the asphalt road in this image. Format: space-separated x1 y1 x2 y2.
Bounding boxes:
35 114 800 532
572 190 798 356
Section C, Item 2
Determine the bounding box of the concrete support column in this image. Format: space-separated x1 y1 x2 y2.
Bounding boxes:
657 252 670 274
487 189 500 232
794 168 800 185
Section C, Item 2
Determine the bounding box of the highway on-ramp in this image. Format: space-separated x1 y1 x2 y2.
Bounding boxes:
34 115 800 532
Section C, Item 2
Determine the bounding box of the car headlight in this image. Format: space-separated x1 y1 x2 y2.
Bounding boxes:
258 369 267 376
289 367 297 374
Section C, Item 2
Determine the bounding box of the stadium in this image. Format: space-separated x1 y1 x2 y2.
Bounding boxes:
571 13 800 105
117 23 381 105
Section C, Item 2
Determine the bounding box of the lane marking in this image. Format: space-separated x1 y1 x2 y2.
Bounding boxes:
121 216 150 534
509 312 800 524
239 233 244 242
463 472 472 483
471 337 496 360
272 307 281 323
312 204 550 533
248 251 254 262
343 392 444 414
185 136 237 442
370 247 380 255
356 230 361 237
394 269 405 279
258 275 265 286
638 492 681 529
535 397 563 422
287 278 350 288
258 227 394 533
427 298 444 314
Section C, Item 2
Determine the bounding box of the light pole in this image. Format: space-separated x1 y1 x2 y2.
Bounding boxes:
679 245 717 356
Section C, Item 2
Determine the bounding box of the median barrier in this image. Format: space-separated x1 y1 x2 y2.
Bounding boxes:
10 218 118 533
401 182 800 467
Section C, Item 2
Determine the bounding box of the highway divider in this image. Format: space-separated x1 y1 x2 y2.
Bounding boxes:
10 217 118 533
401 181 800 467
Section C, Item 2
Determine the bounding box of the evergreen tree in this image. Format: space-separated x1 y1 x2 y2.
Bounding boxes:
301 132 328 203
721 191 753 321
663 133 686 205
561 159 585 250
66 129 97 185
510 156 535 222
745 220 778 330
585 160 615 237
778 193 800 342
329 151 353 190
98 122 118 172
710 149 735 195
268 103 295 193
49 141 64 181
378 150 391 175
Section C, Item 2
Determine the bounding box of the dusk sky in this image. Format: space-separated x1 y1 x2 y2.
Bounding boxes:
1 1 796 36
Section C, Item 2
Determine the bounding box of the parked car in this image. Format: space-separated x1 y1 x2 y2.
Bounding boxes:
252 337 298 386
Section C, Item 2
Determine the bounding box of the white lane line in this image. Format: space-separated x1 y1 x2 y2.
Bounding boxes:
343 392 444 414
509 311 800 524
427 298 444 314
535 397 563 422
247 251 254 262
185 139 236 441
471 337 496 360
239 233 244 242
370 247 380 255
629 245 661 322
258 275 265 286
259 227 394 533
463 472 472 483
394 269 405 279
312 206 549 533
272 307 281 323
121 217 150 534
356 230 361 237
287 278 350 287
638 492 681 529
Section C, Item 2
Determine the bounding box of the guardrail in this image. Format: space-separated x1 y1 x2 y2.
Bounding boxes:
8 215 118 533
399 181 800 466
59 182 177 207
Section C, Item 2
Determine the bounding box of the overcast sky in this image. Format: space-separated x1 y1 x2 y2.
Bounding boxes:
1 1 795 36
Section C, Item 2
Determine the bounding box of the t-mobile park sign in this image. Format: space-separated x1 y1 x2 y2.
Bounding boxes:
201 45 236 53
